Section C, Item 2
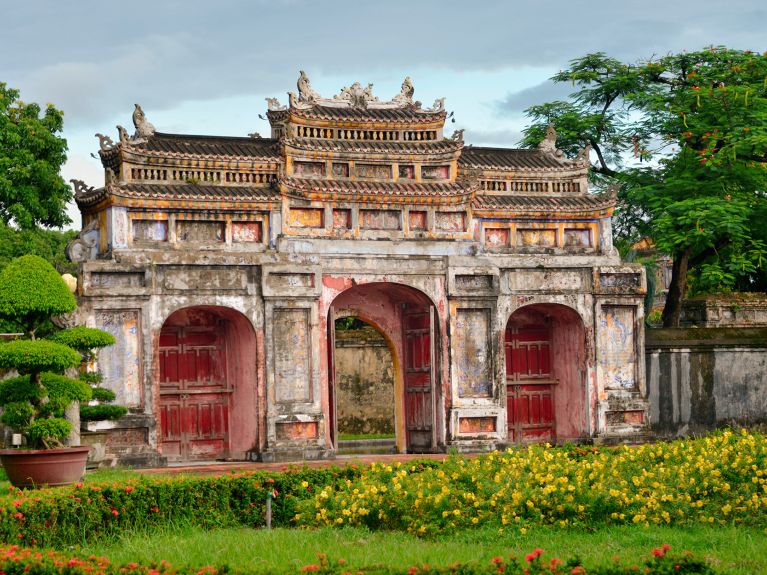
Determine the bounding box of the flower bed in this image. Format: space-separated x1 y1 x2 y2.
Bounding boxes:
0 544 722 575
0 466 361 547
295 430 767 535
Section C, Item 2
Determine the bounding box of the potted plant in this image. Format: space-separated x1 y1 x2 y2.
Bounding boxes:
0 255 115 487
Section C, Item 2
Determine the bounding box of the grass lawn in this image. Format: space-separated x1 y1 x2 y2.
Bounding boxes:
80 524 767 575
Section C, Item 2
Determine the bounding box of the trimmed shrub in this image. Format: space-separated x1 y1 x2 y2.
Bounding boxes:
80 404 128 421
0 254 75 330
48 326 116 350
0 340 81 374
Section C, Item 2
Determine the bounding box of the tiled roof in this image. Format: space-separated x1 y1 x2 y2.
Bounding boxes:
286 137 462 155
281 176 473 204
75 183 279 207
290 105 445 124
126 133 280 159
473 193 615 213
459 146 582 170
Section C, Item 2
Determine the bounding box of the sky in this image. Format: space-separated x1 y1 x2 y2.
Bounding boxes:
3 0 766 229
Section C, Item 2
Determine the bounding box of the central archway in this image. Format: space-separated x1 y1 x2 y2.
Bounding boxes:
328 282 438 454
157 306 257 462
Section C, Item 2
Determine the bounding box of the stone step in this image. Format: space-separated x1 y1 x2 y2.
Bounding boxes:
336 438 397 455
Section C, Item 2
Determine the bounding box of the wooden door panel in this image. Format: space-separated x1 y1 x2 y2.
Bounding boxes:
506 322 556 444
159 324 230 461
403 306 435 452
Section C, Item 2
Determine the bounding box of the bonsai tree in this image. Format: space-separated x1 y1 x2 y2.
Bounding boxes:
0 255 116 449
48 326 126 423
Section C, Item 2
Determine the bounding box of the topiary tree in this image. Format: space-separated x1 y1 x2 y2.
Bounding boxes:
0 255 116 448
49 327 127 423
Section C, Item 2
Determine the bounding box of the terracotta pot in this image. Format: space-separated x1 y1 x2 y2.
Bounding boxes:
0 446 90 488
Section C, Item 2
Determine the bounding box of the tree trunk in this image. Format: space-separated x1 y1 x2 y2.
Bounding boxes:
662 248 692 327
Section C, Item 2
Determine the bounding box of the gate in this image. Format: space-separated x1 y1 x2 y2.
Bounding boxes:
159 325 231 460
505 323 556 443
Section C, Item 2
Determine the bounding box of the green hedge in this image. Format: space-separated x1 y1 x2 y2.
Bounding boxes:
0 466 361 547
0 544 722 575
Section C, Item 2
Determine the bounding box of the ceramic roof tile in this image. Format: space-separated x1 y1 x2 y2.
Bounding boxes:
290 105 445 124
472 193 615 213
282 176 471 199
128 133 280 159
459 146 578 170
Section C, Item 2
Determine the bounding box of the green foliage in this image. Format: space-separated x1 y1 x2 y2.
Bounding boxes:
80 404 128 421
0 255 75 333
0 221 77 275
0 375 45 404
41 372 92 403
25 417 71 445
0 542 724 575
521 47 767 326
0 340 80 374
0 401 35 429
296 431 767 536
90 386 115 402
49 326 116 353
0 465 361 546
0 83 71 229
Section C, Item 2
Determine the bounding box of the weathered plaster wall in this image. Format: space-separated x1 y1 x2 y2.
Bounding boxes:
334 327 395 434
646 328 767 435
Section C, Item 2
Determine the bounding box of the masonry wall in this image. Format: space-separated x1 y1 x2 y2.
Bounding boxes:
645 328 767 436
334 326 395 435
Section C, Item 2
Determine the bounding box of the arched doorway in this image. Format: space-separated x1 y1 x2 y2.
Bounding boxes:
505 304 586 444
158 306 257 461
333 317 396 452
328 283 438 453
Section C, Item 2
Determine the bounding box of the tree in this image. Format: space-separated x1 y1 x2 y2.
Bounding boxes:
521 48 767 326
0 83 72 229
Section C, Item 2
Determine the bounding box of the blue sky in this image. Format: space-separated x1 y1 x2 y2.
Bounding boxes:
2 0 765 228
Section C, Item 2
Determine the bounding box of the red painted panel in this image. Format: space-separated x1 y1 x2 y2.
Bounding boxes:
403 306 434 452
159 323 231 461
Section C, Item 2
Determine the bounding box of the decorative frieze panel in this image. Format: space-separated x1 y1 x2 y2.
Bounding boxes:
232 221 262 243
95 309 142 408
422 165 449 180
484 228 509 248
90 272 145 288
294 161 325 177
356 163 392 179
517 228 557 247
564 228 591 248
275 421 318 440
288 208 324 229
273 308 312 403
598 272 642 290
408 210 427 231
505 269 584 293
360 209 400 230
162 267 248 291
332 209 351 230
176 221 224 243
454 309 493 398
261 265 321 298
458 416 496 433
132 220 168 242
435 211 465 232
599 305 638 391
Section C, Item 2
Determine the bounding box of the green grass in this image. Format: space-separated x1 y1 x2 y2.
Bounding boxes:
338 433 396 441
79 524 767 575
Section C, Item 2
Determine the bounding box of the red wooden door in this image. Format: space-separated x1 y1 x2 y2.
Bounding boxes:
403 305 436 452
505 323 556 443
159 325 231 460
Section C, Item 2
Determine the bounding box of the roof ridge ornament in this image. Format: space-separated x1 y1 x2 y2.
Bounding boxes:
537 123 565 160
297 70 321 104
132 104 156 140
266 97 286 111
392 77 415 105
334 81 379 108
95 133 115 152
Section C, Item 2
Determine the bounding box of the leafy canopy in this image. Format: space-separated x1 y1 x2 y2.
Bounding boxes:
0 254 75 334
0 83 71 229
521 47 767 325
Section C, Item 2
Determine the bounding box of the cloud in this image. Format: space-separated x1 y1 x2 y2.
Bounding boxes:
496 81 573 115
7 0 766 128
464 129 525 148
